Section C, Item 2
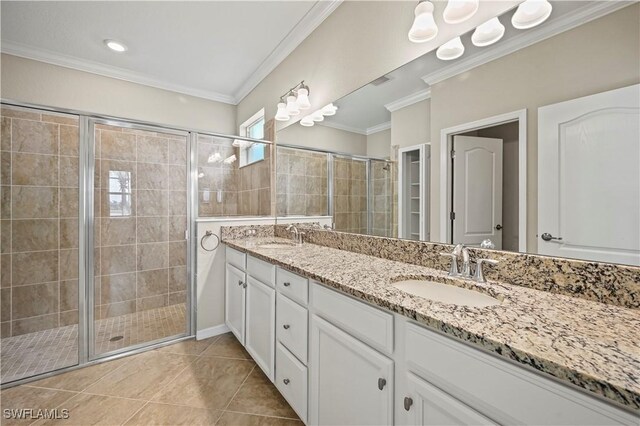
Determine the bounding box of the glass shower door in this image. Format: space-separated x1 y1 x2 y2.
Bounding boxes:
89 120 190 358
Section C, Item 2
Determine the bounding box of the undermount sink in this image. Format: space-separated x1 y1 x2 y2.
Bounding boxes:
258 242 297 249
393 280 501 308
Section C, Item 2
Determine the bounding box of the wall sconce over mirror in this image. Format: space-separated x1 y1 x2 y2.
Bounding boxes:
275 80 311 121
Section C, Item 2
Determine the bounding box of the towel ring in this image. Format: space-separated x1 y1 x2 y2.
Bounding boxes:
200 230 220 252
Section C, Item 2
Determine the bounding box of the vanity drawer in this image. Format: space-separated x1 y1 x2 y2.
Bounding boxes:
276 342 308 423
277 267 308 306
226 246 246 271
404 322 636 425
310 282 393 356
277 293 308 364
247 255 275 288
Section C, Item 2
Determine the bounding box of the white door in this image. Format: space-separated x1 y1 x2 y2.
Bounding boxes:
245 276 276 381
403 372 496 425
538 84 640 265
309 315 394 426
452 136 503 248
225 263 246 345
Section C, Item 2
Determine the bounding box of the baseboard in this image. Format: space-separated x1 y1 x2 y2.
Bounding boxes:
196 323 230 340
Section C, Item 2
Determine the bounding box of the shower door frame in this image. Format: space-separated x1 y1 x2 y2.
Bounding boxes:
85 117 194 361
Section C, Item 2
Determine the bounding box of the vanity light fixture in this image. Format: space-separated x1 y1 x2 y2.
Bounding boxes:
443 0 479 24
511 0 552 29
275 81 311 121
472 17 505 47
104 39 127 52
321 103 338 116
408 1 438 43
436 36 465 60
311 111 325 122
300 116 315 127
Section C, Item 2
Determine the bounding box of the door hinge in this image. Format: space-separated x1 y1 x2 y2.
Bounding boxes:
450 149 456 159
450 211 456 220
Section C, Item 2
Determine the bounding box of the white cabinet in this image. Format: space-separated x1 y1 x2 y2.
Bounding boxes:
403 372 495 426
225 263 246 345
245 276 275 381
276 293 308 363
276 342 308 422
309 315 394 426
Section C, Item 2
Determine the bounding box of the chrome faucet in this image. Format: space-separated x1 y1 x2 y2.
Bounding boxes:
286 224 305 245
441 244 471 278
473 259 499 283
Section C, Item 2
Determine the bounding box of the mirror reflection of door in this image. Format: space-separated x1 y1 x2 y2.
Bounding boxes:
538 84 640 266
452 136 503 249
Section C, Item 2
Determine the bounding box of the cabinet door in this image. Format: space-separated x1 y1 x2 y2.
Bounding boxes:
245 276 276 381
309 315 393 426
404 372 495 426
225 263 246 345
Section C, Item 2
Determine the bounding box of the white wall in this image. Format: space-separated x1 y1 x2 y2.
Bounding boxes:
366 128 391 158
1 54 236 134
429 5 640 251
237 1 520 129
391 98 431 149
276 122 367 155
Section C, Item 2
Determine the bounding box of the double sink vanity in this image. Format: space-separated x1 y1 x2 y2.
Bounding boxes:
222 225 639 425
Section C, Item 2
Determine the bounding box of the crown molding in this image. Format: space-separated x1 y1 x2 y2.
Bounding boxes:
1 41 237 104
366 121 391 135
320 120 367 135
421 1 632 86
233 0 343 103
384 88 431 112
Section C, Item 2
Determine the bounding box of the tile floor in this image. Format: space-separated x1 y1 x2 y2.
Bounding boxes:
0 333 301 425
1 305 187 384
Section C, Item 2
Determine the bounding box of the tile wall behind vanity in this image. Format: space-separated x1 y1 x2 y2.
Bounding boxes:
0 106 80 337
276 147 328 217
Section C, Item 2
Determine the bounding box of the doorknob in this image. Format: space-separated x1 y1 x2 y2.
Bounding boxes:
377 378 386 390
541 233 563 241
238 280 243 286
283 324 290 329
495 224 503 230
404 397 413 411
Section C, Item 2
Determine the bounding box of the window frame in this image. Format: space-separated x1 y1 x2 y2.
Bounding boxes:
238 108 266 168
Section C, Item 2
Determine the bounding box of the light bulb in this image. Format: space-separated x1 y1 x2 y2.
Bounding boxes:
436 37 465 61
408 1 438 43
443 0 479 24
285 95 300 116
300 116 315 127
104 39 127 52
275 102 290 121
472 17 505 47
296 88 311 110
321 103 338 116
512 0 552 29
311 111 324 122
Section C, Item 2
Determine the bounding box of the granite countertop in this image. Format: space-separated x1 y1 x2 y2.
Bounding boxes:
224 237 640 411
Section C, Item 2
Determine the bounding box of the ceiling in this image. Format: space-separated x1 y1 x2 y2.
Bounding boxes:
1 1 340 104
321 0 619 134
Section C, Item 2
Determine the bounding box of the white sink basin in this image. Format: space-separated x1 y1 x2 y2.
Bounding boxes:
393 280 500 307
258 242 296 249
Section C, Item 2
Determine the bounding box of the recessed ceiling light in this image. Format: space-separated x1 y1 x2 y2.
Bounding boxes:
104 39 127 52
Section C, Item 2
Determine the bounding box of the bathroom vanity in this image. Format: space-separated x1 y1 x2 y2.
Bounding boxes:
222 233 639 425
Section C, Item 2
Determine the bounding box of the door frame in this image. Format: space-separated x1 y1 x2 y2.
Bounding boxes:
438 109 527 252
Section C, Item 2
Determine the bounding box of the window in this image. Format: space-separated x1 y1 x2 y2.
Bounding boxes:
108 170 132 216
238 109 266 167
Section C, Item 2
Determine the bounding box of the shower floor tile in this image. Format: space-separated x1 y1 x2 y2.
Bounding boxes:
1 304 186 384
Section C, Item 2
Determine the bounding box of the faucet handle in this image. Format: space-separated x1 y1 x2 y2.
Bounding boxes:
474 259 498 283
439 252 459 276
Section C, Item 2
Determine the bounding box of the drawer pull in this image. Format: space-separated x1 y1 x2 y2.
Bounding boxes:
378 378 387 390
283 282 291 287
283 378 290 385
404 397 413 411
283 324 290 330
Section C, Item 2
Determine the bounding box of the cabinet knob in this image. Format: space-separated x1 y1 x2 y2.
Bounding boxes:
283 324 290 330
377 378 387 390
283 282 291 287
283 378 290 385
404 397 413 411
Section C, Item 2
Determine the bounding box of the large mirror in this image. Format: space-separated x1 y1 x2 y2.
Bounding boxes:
275 0 640 266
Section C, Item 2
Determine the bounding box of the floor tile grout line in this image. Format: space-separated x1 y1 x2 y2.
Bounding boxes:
119 400 150 426
218 364 256 422
221 408 302 421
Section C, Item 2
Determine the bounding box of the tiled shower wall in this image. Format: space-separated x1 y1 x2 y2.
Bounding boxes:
334 156 367 234
0 106 80 337
197 135 271 217
276 147 328 217
94 124 188 320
